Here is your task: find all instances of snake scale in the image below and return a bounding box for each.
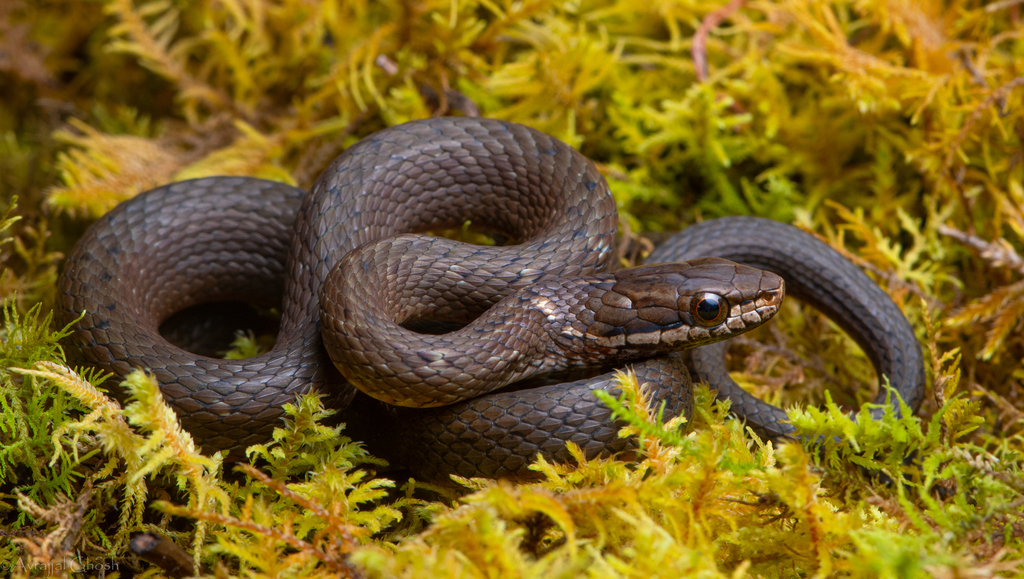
[58,117,924,480]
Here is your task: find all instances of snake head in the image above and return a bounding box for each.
[578,257,785,351]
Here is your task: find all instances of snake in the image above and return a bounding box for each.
[58,117,924,481]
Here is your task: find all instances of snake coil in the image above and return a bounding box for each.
[59,117,923,480]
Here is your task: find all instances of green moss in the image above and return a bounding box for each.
[3,0,1024,576]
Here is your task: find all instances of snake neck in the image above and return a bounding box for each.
[319,254,783,409]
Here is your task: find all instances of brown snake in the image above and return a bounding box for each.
[58,117,922,480]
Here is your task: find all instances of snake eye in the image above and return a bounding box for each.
[691,292,728,327]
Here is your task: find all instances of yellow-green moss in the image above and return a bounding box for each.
[2,0,1024,577]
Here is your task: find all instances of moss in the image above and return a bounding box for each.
[2,0,1024,576]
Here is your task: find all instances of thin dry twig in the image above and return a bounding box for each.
[692,0,744,82]
[939,224,1024,276]
[158,503,365,579]
[612,217,654,270]
[972,381,1024,429]
[728,334,847,391]
[957,49,1008,112]
[986,0,1024,12]
[375,53,481,117]
[153,465,366,578]
[236,464,360,546]
[12,482,93,574]
[944,75,1024,171]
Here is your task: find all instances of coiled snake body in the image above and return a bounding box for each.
[59,117,924,480]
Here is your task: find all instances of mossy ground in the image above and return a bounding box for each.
[2,0,1023,577]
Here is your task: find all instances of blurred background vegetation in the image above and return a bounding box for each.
[2,0,1024,577]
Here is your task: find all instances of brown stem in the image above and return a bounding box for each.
[692,0,744,82]
[130,532,197,578]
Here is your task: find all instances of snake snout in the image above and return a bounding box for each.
[748,267,785,325]
[700,258,785,336]
[580,257,784,352]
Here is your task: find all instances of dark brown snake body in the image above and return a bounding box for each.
[58,117,924,480]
